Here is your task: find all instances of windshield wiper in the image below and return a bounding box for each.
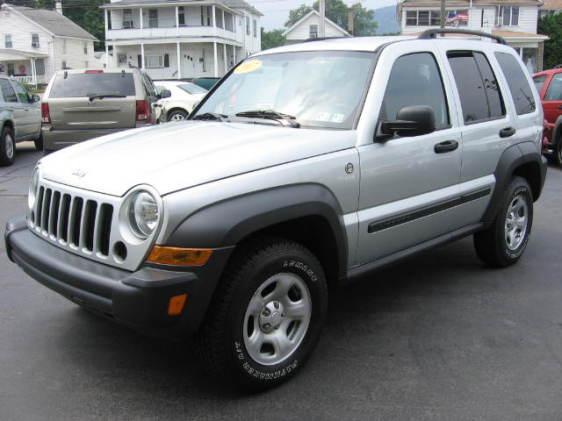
[192,112,228,122]
[235,110,300,128]
[88,93,126,102]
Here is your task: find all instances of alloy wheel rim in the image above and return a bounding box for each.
[5,133,14,160]
[505,193,529,251]
[171,113,186,121]
[243,273,312,366]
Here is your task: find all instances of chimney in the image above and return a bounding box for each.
[55,1,63,15]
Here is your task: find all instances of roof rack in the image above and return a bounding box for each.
[419,29,507,45]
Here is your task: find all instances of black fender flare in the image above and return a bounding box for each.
[166,183,349,280]
[482,142,547,227]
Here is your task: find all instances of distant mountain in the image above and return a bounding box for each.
[374,5,400,35]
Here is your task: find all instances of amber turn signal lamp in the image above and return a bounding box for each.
[147,246,213,267]
[168,294,188,316]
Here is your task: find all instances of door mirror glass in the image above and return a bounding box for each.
[30,94,41,103]
[380,105,436,138]
[159,88,171,99]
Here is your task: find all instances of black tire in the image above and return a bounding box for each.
[167,109,188,122]
[197,238,328,390]
[34,132,44,152]
[0,125,15,167]
[474,176,533,268]
[554,138,562,167]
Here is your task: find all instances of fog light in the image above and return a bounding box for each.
[168,294,188,316]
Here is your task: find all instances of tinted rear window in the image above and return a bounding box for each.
[494,52,536,115]
[49,73,136,98]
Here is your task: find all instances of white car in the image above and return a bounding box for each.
[154,81,207,122]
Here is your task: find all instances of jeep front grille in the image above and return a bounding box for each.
[31,185,114,257]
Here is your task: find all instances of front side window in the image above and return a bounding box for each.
[195,51,376,130]
[380,52,450,130]
[12,81,30,103]
[533,75,547,93]
[5,34,12,48]
[495,52,536,115]
[545,73,562,101]
[0,79,18,103]
[448,51,505,123]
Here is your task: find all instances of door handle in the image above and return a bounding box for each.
[434,140,459,154]
[499,127,516,138]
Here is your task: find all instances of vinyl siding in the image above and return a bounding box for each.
[286,13,347,41]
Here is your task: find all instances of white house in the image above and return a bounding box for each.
[398,0,548,72]
[101,0,263,80]
[283,9,351,44]
[0,2,98,85]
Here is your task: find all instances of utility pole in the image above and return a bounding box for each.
[440,0,446,28]
[319,0,326,38]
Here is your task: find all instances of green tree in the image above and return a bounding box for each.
[539,13,562,69]
[285,0,377,36]
[261,29,286,50]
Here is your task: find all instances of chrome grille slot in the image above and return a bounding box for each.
[70,197,83,248]
[97,204,113,257]
[41,188,51,233]
[83,200,97,252]
[59,194,71,243]
[35,186,44,227]
[49,191,61,237]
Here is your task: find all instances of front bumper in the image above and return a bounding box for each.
[5,218,233,338]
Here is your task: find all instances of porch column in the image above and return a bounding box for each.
[141,43,145,69]
[223,43,227,73]
[104,9,109,32]
[175,6,179,29]
[213,41,218,77]
[176,42,181,79]
[233,46,236,65]
[140,8,144,29]
[105,43,109,69]
[31,58,37,87]
[212,5,216,28]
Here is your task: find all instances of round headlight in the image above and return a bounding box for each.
[128,191,160,239]
[28,168,39,210]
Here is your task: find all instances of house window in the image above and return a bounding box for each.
[118,53,127,65]
[406,10,417,26]
[123,9,134,28]
[253,19,257,37]
[145,55,164,68]
[5,34,13,48]
[406,9,466,27]
[498,6,519,26]
[31,33,40,48]
[178,6,185,26]
[83,42,88,55]
[216,9,224,28]
[201,6,212,26]
[35,59,45,75]
[246,16,251,35]
[148,9,158,28]
[309,24,319,39]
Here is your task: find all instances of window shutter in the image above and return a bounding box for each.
[164,54,170,68]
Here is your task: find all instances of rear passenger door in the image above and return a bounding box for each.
[445,50,512,183]
[357,47,464,264]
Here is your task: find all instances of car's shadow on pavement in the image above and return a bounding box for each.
[49,237,492,399]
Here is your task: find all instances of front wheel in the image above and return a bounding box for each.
[474,176,533,267]
[167,109,188,122]
[34,132,43,152]
[197,239,328,390]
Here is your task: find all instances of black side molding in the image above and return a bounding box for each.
[368,188,491,234]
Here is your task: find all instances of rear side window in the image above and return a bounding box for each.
[533,75,547,93]
[545,73,562,101]
[0,79,17,103]
[494,52,536,115]
[447,51,505,124]
[380,52,450,130]
[49,73,136,98]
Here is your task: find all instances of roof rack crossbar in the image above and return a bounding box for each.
[419,29,507,45]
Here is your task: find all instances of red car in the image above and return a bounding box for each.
[534,67,562,166]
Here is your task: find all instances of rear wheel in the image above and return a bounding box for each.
[0,126,15,166]
[34,132,44,152]
[555,138,562,167]
[197,239,328,390]
[167,109,188,122]
[474,176,533,267]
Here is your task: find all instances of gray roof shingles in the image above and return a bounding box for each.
[11,5,97,41]
[101,0,263,16]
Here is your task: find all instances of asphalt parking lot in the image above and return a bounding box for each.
[1,143,562,420]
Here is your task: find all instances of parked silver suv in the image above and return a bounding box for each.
[5,31,547,390]
[41,68,170,153]
[0,76,42,166]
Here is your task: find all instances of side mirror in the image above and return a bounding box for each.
[379,105,436,138]
[30,94,41,103]
[159,89,171,99]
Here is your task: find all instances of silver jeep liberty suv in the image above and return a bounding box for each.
[5,30,547,390]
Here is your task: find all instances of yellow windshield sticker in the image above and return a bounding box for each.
[235,59,263,74]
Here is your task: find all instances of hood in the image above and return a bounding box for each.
[40,121,356,197]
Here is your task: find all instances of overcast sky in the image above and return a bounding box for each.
[249,0,398,31]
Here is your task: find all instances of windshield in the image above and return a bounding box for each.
[194,51,376,129]
[179,83,207,95]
